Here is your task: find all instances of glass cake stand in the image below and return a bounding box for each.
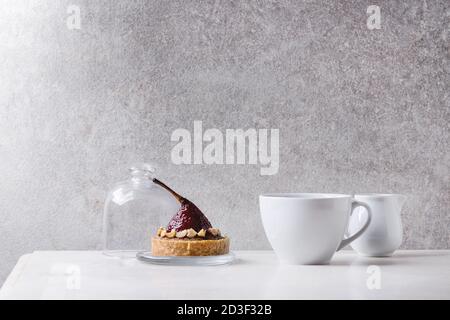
[136,251,235,266]
[102,163,179,258]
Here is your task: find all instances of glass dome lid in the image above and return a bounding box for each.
[102,163,179,258]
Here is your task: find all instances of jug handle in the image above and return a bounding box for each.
[337,200,372,251]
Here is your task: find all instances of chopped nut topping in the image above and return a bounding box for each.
[197,229,206,237]
[186,228,197,238]
[208,228,220,236]
[157,227,223,239]
[176,230,188,238]
[166,230,176,238]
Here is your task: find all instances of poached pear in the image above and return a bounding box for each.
[152,178,212,232]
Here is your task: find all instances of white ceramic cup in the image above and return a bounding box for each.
[259,193,372,265]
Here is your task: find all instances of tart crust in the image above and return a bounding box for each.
[151,236,230,256]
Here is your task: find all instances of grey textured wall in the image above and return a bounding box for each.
[0,0,449,284]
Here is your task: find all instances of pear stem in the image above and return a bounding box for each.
[152,178,184,203]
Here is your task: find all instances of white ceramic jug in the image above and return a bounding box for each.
[349,194,406,257]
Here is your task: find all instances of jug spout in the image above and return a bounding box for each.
[394,194,407,209]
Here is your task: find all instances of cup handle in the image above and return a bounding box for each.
[336,200,372,251]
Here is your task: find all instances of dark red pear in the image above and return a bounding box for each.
[152,179,212,232]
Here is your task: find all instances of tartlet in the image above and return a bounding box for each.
[152,228,230,256]
[150,178,230,257]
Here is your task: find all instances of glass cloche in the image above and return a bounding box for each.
[102,163,179,258]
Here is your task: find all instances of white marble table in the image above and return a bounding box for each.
[1,250,449,300]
